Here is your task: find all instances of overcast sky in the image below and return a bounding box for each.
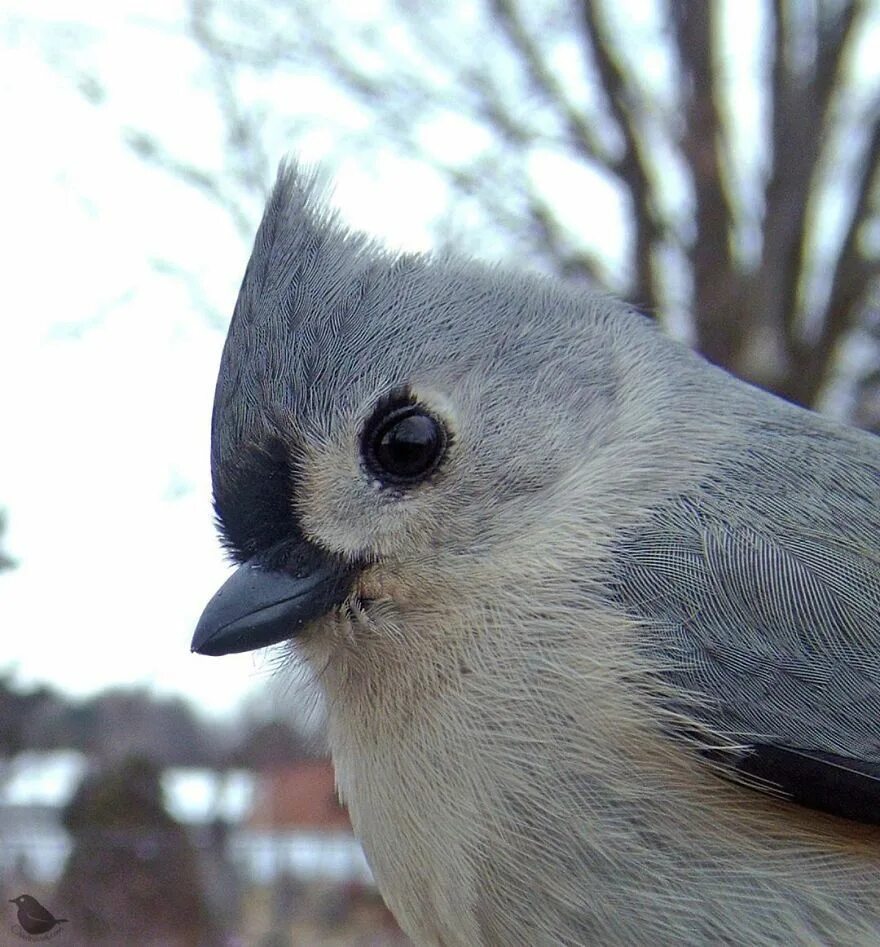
[0,0,451,717]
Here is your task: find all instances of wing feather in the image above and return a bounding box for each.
[610,421,880,821]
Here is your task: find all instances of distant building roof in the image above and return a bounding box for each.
[249,758,351,831]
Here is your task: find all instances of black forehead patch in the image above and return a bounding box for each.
[213,434,296,563]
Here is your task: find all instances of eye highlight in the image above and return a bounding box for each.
[363,400,448,486]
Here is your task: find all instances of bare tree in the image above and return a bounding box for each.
[109,1,880,427]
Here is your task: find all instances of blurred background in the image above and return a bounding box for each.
[1,0,878,943]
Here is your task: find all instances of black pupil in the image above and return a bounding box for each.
[374,410,441,480]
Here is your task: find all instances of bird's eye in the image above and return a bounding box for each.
[364,402,447,486]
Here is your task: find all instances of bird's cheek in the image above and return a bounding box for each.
[355,569,402,605]
[358,565,445,610]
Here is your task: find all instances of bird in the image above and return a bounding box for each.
[193,162,880,946]
[9,895,68,936]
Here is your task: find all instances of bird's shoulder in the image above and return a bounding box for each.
[609,408,880,821]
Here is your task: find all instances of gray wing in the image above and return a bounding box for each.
[610,418,880,822]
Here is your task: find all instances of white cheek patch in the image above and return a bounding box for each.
[299,382,458,559]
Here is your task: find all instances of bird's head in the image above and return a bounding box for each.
[193,163,659,696]
[9,896,36,908]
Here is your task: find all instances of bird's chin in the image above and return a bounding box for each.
[293,594,402,669]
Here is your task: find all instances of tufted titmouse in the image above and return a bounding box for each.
[194,163,880,945]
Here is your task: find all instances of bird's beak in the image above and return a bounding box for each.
[191,541,357,656]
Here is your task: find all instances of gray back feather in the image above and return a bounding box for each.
[612,409,880,810]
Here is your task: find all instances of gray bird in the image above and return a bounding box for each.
[193,163,880,946]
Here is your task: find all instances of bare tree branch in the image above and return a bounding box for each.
[798,108,880,405]
[744,1,860,396]
[190,0,274,201]
[47,0,879,426]
[579,1,663,309]
[124,130,255,237]
[670,0,741,368]
[489,0,614,167]
[780,2,859,349]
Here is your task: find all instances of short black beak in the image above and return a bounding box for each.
[192,542,357,656]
